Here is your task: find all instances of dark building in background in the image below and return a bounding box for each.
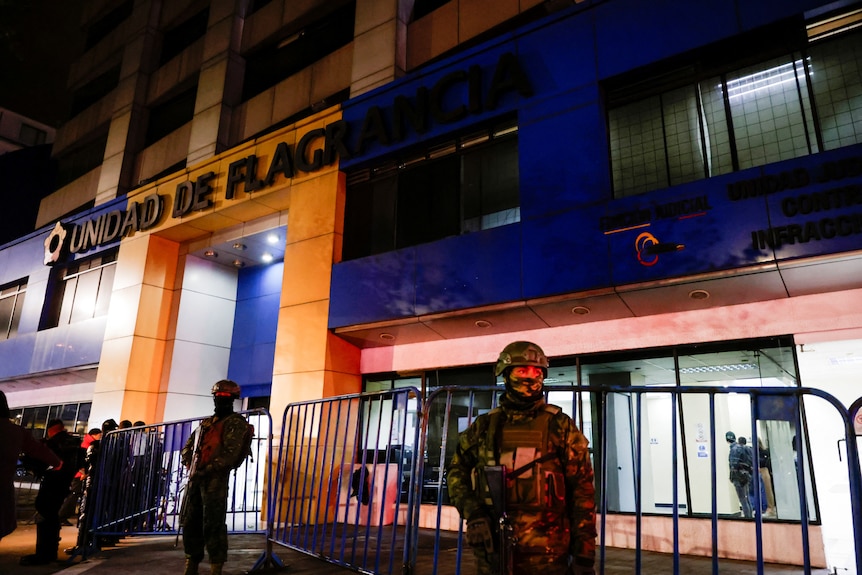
[0,144,55,246]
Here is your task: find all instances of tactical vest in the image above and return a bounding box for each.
[476,404,567,513]
[197,417,226,468]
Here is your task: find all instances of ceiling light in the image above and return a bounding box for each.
[689,289,710,300]
[232,259,245,268]
[232,243,247,251]
[379,333,395,341]
[267,234,279,244]
[679,364,758,374]
[725,59,808,100]
[204,250,218,258]
[571,306,591,315]
[475,320,492,328]
[261,253,274,263]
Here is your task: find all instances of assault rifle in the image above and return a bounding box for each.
[483,453,560,574]
[175,425,202,546]
[483,465,514,575]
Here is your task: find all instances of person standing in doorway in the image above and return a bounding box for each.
[447,341,597,575]
[726,431,753,518]
[180,380,252,575]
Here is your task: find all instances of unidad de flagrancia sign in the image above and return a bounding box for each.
[42,123,348,266]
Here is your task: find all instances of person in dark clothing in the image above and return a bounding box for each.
[58,428,101,526]
[1,391,61,541]
[447,342,597,575]
[20,419,82,566]
[180,380,252,575]
[67,418,119,556]
[726,431,753,518]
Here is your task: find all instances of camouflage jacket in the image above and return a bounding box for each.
[181,412,249,478]
[446,398,597,563]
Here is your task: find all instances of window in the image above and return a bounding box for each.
[55,131,109,188]
[566,336,812,521]
[145,85,197,146]
[11,402,92,437]
[159,9,209,66]
[70,65,121,117]
[0,279,27,340]
[42,250,117,329]
[242,1,356,102]
[608,20,862,197]
[412,0,452,21]
[18,124,46,146]
[343,121,520,260]
[248,0,275,14]
[85,0,133,50]
[409,336,820,519]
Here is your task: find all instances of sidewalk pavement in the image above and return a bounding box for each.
[4,480,343,575]
[0,521,341,575]
[3,483,834,575]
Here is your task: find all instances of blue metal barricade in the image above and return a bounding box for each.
[265,388,423,575]
[80,409,271,558]
[73,386,862,575]
[417,385,862,575]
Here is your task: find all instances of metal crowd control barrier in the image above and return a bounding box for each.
[265,388,423,575]
[78,409,271,559]
[418,386,862,575]
[72,386,862,575]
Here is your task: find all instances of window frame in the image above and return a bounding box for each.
[0,278,28,341]
[342,119,520,260]
[42,250,118,329]
[606,18,862,198]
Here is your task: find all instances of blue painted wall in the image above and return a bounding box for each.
[330,0,862,329]
[227,263,282,397]
[0,197,125,378]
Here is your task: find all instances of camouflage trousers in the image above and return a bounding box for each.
[182,475,229,564]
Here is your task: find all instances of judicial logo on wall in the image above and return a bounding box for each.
[43,193,164,266]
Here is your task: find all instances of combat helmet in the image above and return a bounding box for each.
[211,379,241,399]
[495,341,549,377]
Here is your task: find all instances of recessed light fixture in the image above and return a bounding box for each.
[679,364,758,373]
[267,234,279,245]
[571,306,591,315]
[204,249,218,258]
[261,253,274,263]
[379,333,395,341]
[232,259,245,268]
[475,320,492,328]
[689,289,710,300]
[232,243,247,251]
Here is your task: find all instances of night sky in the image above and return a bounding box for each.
[0,0,85,127]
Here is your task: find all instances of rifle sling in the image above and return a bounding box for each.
[508,451,558,480]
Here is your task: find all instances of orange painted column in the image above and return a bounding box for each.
[269,115,362,428]
[91,233,180,426]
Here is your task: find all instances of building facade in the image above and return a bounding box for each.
[1,0,861,570]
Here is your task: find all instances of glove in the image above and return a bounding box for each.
[570,557,596,575]
[465,515,495,553]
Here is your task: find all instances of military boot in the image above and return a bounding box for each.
[210,564,223,575]
[183,558,200,575]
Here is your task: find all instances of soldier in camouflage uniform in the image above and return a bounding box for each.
[447,341,597,575]
[181,380,251,575]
